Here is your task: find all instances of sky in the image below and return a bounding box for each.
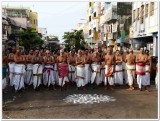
[2,2,87,42]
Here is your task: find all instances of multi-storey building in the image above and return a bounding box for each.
[38,28,47,42]
[130,2,158,56]
[2,6,38,32]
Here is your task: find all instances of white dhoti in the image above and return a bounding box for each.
[68,65,76,82]
[13,64,26,91]
[104,65,114,86]
[8,62,15,86]
[155,72,158,89]
[76,65,85,87]
[114,65,123,85]
[123,62,128,84]
[3,78,7,90]
[91,64,102,85]
[126,64,136,86]
[54,63,59,85]
[84,64,91,85]
[24,64,33,85]
[143,65,150,86]
[136,63,146,89]
[43,65,55,87]
[33,64,43,89]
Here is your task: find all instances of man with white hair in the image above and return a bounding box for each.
[57,49,69,90]
[136,48,147,91]
[43,50,56,90]
[125,48,136,90]
[75,50,86,90]
[32,49,43,90]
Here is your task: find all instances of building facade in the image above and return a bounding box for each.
[130,2,158,56]
[38,28,47,41]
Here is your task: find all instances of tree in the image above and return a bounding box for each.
[63,30,85,51]
[19,27,44,50]
[48,36,60,51]
[48,36,59,42]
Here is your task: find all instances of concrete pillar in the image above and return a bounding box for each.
[152,33,158,56]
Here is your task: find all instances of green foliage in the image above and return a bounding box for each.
[19,27,44,49]
[62,30,86,51]
[48,36,59,42]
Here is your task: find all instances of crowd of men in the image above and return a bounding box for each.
[2,47,158,92]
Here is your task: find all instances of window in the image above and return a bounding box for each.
[94,12,96,17]
[145,4,148,17]
[89,2,91,7]
[137,8,139,20]
[89,16,91,22]
[111,24,112,33]
[94,27,96,32]
[150,2,154,16]
[34,19,35,24]
[140,5,144,24]
[89,29,91,35]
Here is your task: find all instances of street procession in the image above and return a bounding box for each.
[2,47,158,92]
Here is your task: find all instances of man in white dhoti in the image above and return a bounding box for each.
[24,49,34,85]
[136,48,147,91]
[43,50,56,90]
[68,50,76,84]
[125,49,136,90]
[144,50,152,91]
[32,50,43,90]
[91,51,102,86]
[104,47,115,90]
[75,50,86,90]
[123,49,129,85]
[13,49,26,91]
[114,50,123,85]
[8,49,15,86]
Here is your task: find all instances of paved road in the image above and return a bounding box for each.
[3,84,158,119]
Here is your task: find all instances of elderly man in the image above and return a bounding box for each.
[13,49,26,91]
[136,48,147,91]
[57,49,69,90]
[104,47,115,90]
[125,49,136,90]
[43,50,56,89]
[32,49,43,90]
[75,50,86,90]
[24,49,34,86]
[144,50,152,91]
[114,50,123,85]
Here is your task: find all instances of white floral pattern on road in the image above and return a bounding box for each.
[63,94,116,104]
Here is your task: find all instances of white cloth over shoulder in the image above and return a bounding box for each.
[76,65,85,87]
[32,64,43,89]
[13,64,26,91]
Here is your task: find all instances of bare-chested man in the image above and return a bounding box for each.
[57,49,69,90]
[68,50,76,84]
[32,50,43,90]
[114,50,123,85]
[8,48,15,86]
[91,50,102,87]
[43,50,56,90]
[123,48,129,85]
[13,49,26,91]
[136,48,147,91]
[125,49,136,90]
[144,50,152,91]
[75,50,86,90]
[104,47,115,90]
[24,49,34,86]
